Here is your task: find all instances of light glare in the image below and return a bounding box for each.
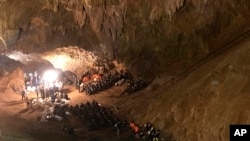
[43,70,58,82]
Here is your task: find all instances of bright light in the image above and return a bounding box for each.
[43,69,58,83]
[42,54,70,71]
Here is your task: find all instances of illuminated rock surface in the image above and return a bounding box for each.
[0,0,250,141]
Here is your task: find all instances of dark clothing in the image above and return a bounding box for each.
[40,87,45,99]
[113,122,122,136]
[21,90,26,100]
[26,100,30,109]
[35,88,39,98]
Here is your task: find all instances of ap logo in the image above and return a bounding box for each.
[234,129,247,136]
[230,125,250,141]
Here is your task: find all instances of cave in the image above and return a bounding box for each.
[0,0,250,141]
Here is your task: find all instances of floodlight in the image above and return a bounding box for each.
[43,69,58,83]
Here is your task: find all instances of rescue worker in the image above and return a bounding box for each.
[25,96,30,109]
[82,76,89,83]
[35,86,39,98]
[21,89,26,101]
[76,79,81,90]
[39,85,45,99]
[24,73,28,89]
[91,73,101,81]
[113,122,121,137]
[129,121,140,139]
[124,68,133,80]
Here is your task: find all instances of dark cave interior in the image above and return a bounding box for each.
[0,0,250,141]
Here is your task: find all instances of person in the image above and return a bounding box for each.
[151,130,160,141]
[79,81,83,93]
[62,124,75,135]
[76,79,80,90]
[21,89,26,101]
[129,121,140,139]
[113,122,122,137]
[25,96,30,109]
[124,68,133,80]
[39,85,45,99]
[144,122,153,131]
[35,86,39,98]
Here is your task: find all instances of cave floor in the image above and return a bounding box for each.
[0,84,132,141]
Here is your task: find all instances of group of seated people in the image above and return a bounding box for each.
[78,69,133,95]
[121,79,147,95]
[77,68,147,96]
[113,121,165,141]
[69,100,119,131]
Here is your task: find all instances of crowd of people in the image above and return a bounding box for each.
[24,71,65,100]
[112,121,165,141]
[21,67,167,140]
[49,99,166,141]
[69,100,119,131]
[77,69,127,94]
[121,79,147,95]
[39,100,120,135]
[78,69,147,96]
[23,68,147,98]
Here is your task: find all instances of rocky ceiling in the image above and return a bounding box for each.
[0,0,249,81]
[0,1,250,141]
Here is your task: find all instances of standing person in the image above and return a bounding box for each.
[24,73,28,89]
[45,88,49,100]
[113,122,122,138]
[21,89,26,101]
[25,96,30,109]
[39,85,45,99]
[76,79,81,90]
[35,86,39,98]
[79,81,83,93]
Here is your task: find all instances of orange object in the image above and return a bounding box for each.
[129,122,139,133]
[133,126,139,133]
[91,74,101,81]
[82,76,89,82]
[129,122,135,128]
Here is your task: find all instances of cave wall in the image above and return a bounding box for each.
[126,39,250,141]
[0,1,250,141]
[0,0,250,81]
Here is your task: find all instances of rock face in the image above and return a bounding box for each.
[125,39,250,141]
[1,0,249,81]
[41,46,99,77]
[0,1,250,140]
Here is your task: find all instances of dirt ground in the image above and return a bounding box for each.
[0,83,131,141]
